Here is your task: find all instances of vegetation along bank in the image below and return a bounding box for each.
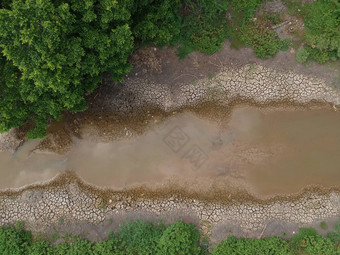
[0,0,339,138]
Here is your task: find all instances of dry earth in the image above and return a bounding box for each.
[0,173,339,241]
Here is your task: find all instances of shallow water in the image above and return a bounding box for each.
[0,139,65,189]
[1,107,340,197]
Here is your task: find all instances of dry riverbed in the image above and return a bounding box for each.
[0,45,340,239]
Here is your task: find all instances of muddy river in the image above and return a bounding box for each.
[1,107,340,197]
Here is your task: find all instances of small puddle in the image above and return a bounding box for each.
[0,107,340,197]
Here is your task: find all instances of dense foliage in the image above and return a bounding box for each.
[212,236,293,255]
[239,20,284,58]
[176,0,231,58]
[1,220,340,255]
[0,0,338,137]
[131,0,181,46]
[0,220,203,255]
[0,0,134,138]
[157,221,201,255]
[297,0,340,63]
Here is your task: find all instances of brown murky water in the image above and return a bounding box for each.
[1,107,340,197]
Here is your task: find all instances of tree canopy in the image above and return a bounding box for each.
[0,0,134,138]
[298,0,340,63]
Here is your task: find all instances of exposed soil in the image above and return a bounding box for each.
[0,172,339,241]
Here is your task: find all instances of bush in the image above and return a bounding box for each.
[292,228,338,255]
[296,48,310,63]
[300,0,340,63]
[228,0,286,58]
[176,0,231,57]
[229,0,262,26]
[280,39,291,52]
[157,221,201,255]
[117,220,166,255]
[327,221,340,247]
[28,241,52,255]
[92,239,128,255]
[240,21,284,58]
[0,223,32,255]
[212,236,292,255]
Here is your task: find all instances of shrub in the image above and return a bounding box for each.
[177,0,231,57]
[1,221,340,255]
[28,241,52,255]
[0,223,32,255]
[157,221,201,255]
[117,220,166,255]
[300,0,340,63]
[292,228,338,255]
[92,239,128,255]
[296,48,310,63]
[229,0,262,26]
[280,39,291,52]
[321,221,328,230]
[327,221,340,247]
[240,21,283,58]
[212,236,292,255]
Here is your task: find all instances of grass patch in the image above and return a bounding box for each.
[283,0,303,16]
[321,221,328,230]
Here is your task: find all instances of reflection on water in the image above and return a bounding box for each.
[245,109,340,195]
[0,139,65,188]
[0,107,340,196]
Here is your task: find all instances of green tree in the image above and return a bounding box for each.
[131,0,182,46]
[0,0,11,9]
[0,0,134,138]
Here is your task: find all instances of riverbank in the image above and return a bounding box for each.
[0,172,339,242]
